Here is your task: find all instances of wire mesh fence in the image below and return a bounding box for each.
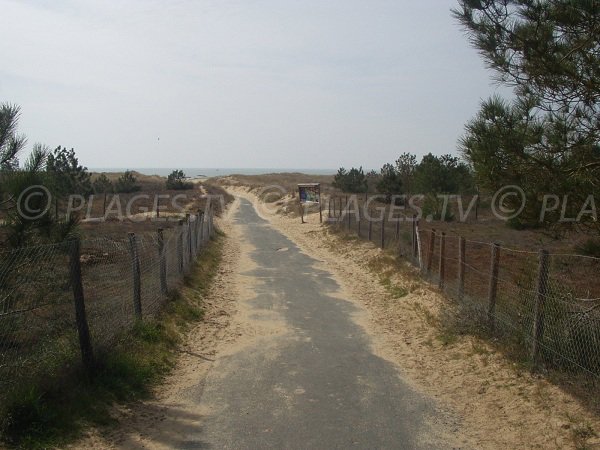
[0,210,215,409]
[325,195,600,382]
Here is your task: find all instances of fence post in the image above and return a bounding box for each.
[128,232,142,320]
[339,197,343,217]
[158,228,167,295]
[68,238,95,372]
[328,198,332,219]
[356,208,361,236]
[380,218,385,249]
[199,212,205,243]
[186,214,193,264]
[426,229,436,274]
[177,219,184,274]
[531,249,550,369]
[458,236,465,300]
[319,199,323,223]
[438,232,446,289]
[368,216,373,241]
[412,214,418,259]
[487,243,501,331]
[395,219,400,240]
[347,202,351,230]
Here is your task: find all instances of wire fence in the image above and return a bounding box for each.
[325,196,600,381]
[0,209,215,407]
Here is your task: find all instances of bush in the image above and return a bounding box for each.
[114,170,140,193]
[166,170,193,190]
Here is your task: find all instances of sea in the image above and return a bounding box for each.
[90,168,336,177]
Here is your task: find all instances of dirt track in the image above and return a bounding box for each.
[73,191,600,449]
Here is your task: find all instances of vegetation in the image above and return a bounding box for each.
[114,170,140,193]
[46,146,92,197]
[92,174,113,194]
[0,103,78,248]
[333,153,474,204]
[332,167,367,193]
[454,0,600,231]
[0,233,225,449]
[166,169,194,190]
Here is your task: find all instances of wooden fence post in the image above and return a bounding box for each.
[186,214,193,264]
[531,249,550,368]
[328,198,332,219]
[158,228,167,295]
[458,236,466,300]
[395,219,400,240]
[487,243,501,331]
[411,214,418,259]
[177,219,184,274]
[319,199,323,223]
[69,238,94,372]
[380,218,385,249]
[357,208,361,236]
[128,232,142,320]
[347,202,351,230]
[199,212,205,243]
[426,229,436,274]
[339,197,343,217]
[368,216,373,241]
[438,232,446,289]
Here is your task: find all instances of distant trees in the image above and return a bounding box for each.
[454,0,600,230]
[332,167,368,193]
[166,169,193,190]
[413,153,473,195]
[376,163,403,203]
[333,154,474,207]
[114,170,140,193]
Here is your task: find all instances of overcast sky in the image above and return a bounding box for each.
[0,0,504,170]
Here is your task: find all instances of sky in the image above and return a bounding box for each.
[0,0,506,170]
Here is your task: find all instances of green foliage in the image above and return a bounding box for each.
[454,0,600,230]
[46,146,92,197]
[414,153,473,194]
[0,104,79,248]
[395,152,417,194]
[166,169,193,190]
[332,167,367,193]
[376,163,403,203]
[92,174,113,194]
[422,193,454,222]
[0,103,26,171]
[114,170,140,193]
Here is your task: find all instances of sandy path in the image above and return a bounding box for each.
[225,187,600,450]
[72,189,600,449]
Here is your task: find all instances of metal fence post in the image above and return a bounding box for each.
[458,236,465,300]
[128,232,142,320]
[438,232,446,289]
[158,228,167,295]
[531,249,550,368]
[487,243,501,331]
[69,238,94,372]
[177,219,184,274]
